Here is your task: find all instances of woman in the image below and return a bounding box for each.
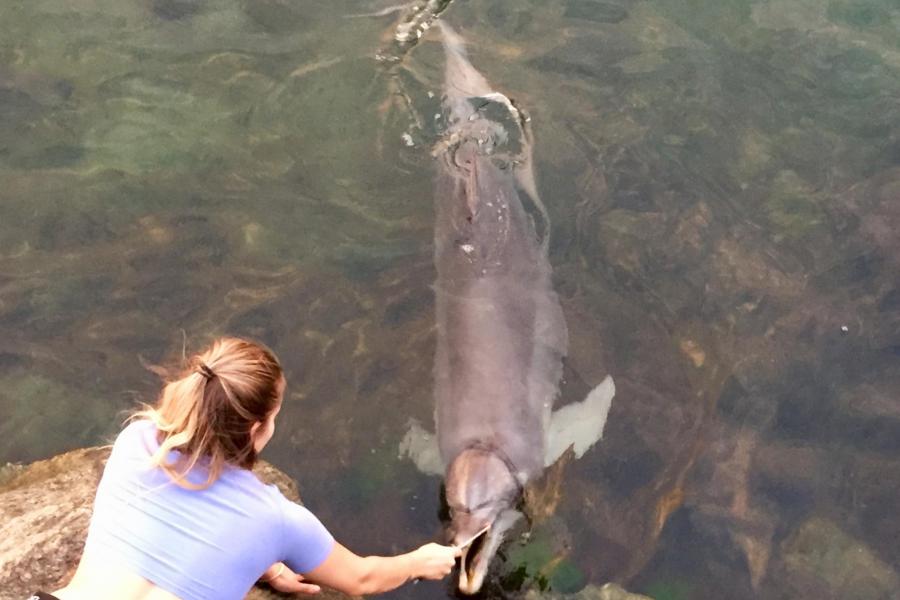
[42,337,459,600]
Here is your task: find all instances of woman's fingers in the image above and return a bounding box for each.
[273,578,320,594]
[290,577,322,595]
[269,565,321,594]
[414,542,461,579]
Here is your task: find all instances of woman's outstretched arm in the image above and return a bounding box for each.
[302,541,461,596]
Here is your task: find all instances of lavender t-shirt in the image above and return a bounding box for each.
[83,420,334,600]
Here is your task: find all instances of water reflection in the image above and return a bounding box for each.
[1,1,899,599]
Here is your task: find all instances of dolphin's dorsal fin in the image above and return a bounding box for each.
[399,418,443,476]
[545,375,615,467]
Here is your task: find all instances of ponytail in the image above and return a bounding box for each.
[133,337,283,489]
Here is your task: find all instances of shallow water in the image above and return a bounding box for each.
[2,1,900,599]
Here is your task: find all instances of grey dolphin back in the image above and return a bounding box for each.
[432,22,567,482]
[433,152,567,480]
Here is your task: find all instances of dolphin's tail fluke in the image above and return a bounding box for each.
[436,20,551,252]
[435,19,466,56]
[436,20,494,101]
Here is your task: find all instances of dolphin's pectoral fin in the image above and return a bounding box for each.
[523,444,576,526]
[545,374,615,467]
[398,418,443,476]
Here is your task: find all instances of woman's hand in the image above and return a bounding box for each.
[303,541,462,595]
[408,542,461,580]
[262,562,321,595]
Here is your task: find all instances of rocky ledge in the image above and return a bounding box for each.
[0,447,352,600]
[0,448,657,600]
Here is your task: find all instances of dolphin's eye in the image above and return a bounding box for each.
[448,503,471,515]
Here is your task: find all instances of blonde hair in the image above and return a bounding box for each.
[134,337,283,489]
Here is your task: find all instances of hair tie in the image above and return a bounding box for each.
[197,363,216,380]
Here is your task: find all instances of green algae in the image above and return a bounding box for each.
[340,442,413,509]
[827,0,895,28]
[782,518,900,600]
[764,170,827,239]
[500,520,585,594]
[642,581,692,600]
[0,373,117,463]
[733,128,774,182]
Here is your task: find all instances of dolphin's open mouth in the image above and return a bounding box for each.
[459,527,492,594]
[464,527,488,576]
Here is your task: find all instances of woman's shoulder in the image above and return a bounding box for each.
[108,418,158,458]
[201,469,288,527]
[227,468,285,502]
[117,418,156,442]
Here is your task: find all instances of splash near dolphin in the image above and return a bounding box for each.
[401,21,615,595]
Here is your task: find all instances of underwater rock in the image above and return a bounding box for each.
[564,0,631,24]
[594,584,654,600]
[0,88,42,126]
[0,374,117,465]
[541,282,715,583]
[0,80,77,169]
[687,426,776,590]
[775,517,900,600]
[840,168,900,268]
[241,0,312,33]
[527,33,639,81]
[501,516,581,594]
[764,170,827,240]
[150,0,203,21]
[523,582,654,599]
[0,446,350,600]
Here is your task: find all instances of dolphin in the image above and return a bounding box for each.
[400,21,615,595]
